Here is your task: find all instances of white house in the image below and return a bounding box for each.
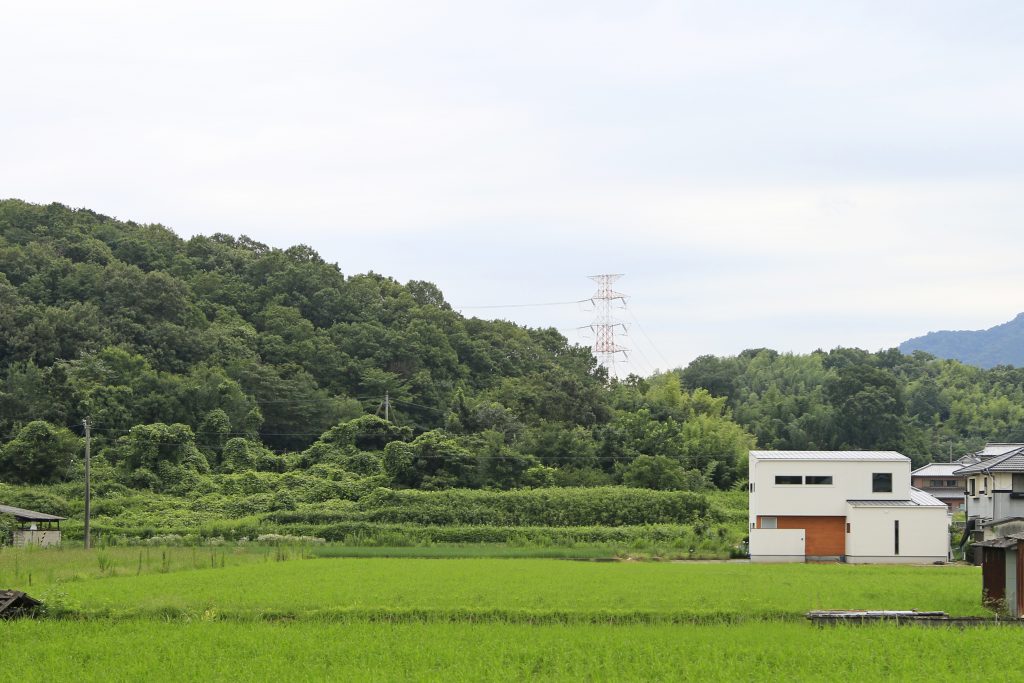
[748,451,949,563]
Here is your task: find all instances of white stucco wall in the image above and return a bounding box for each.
[749,456,912,526]
[749,528,805,562]
[844,504,948,563]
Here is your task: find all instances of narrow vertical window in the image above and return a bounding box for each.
[894,520,900,555]
[846,522,851,533]
[969,478,976,496]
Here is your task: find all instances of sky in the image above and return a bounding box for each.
[3,1,1023,375]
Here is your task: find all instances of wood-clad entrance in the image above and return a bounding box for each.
[758,516,846,557]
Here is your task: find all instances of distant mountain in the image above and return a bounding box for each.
[900,314,1024,369]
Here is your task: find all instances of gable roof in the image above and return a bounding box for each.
[750,450,908,462]
[955,446,1024,475]
[0,504,66,522]
[911,463,965,477]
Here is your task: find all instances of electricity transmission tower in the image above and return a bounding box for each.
[588,274,628,376]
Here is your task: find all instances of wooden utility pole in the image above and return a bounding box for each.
[83,417,91,550]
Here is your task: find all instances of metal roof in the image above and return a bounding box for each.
[750,450,909,462]
[978,443,1024,457]
[911,463,964,477]
[956,446,1024,474]
[847,488,946,508]
[0,504,66,521]
[847,499,918,507]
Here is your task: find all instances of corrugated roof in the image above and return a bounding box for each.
[956,446,1024,474]
[0,504,66,521]
[750,450,909,462]
[847,488,946,508]
[911,463,964,477]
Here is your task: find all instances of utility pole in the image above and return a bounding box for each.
[83,417,91,550]
[377,391,391,422]
[588,274,629,378]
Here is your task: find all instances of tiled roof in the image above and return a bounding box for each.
[750,451,908,462]
[955,446,1024,474]
[911,463,964,477]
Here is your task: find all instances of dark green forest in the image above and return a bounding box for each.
[2,199,1023,508]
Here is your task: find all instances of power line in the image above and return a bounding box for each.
[625,307,674,371]
[456,299,588,311]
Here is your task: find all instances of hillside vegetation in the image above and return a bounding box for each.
[900,313,1024,369]
[2,200,1024,535]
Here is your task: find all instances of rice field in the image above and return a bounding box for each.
[45,557,988,620]
[0,550,1003,681]
[3,620,1022,682]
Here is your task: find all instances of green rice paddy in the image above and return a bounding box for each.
[0,548,1005,681]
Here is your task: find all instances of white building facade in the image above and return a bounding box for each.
[748,451,949,563]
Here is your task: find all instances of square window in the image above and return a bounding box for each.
[760,517,778,529]
[775,475,802,485]
[805,476,833,485]
[872,472,893,493]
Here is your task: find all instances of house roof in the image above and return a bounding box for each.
[977,443,1024,458]
[911,463,964,477]
[955,446,1024,475]
[750,450,909,462]
[847,487,947,508]
[0,504,66,522]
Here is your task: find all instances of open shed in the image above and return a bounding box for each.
[0,504,66,547]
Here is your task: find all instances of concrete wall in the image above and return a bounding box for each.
[749,528,804,563]
[844,505,948,563]
[13,530,61,547]
[749,456,911,527]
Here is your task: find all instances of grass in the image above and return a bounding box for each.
[38,557,989,621]
[1,620,1018,682]
[0,544,304,589]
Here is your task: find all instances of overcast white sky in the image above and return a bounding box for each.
[3,1,1023,374]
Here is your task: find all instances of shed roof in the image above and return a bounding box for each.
[750,450,909,462]
[955,446,1024,475]
[0,504,66,522]
[847,488,946,508]
[911,463,964,477]
[977,443,1024,458]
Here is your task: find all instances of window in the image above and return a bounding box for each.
[805,476,833,485]
[894,520,900,555]
[775,475,802,485]
[846,522,851,533]
[946,480,959,487]
[749,482,755,493]
[983,477,988,494]
[760,517,778,529]
[969,478,976,496]
[872,472,893,493]
[1014,474,1024,493]
[929,479,944,487]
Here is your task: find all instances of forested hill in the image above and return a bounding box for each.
[0,199,754,494]
[899,314,1024,369]
[3,199,1023,502]
[0,199,611,451]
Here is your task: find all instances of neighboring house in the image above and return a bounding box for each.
[748,451,950,564]
[955,443,1024,532]
[0,504,66,547]
[911,463,966,511]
